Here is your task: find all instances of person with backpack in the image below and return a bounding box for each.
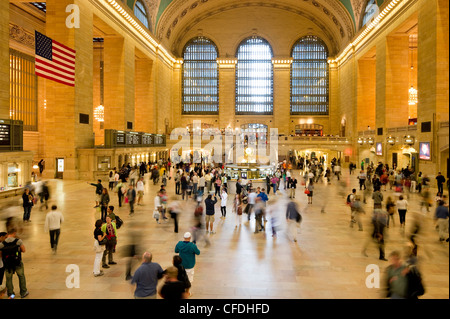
[0,227,29,298]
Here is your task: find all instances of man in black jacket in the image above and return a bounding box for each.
[235,179,242,196]
[204,195,217,234]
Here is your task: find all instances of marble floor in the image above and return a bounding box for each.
[0,170,448,299]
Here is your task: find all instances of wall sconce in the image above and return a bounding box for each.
[387,136,395,145]
[403,135,415,145]
[367,137,374,145]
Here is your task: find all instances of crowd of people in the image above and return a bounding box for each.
[0,156,448,299]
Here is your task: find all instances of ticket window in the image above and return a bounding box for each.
[56,158,64,179]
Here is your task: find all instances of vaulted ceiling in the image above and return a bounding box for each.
[125,0,387,56]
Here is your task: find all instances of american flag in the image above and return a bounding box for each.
[35,31,76,87]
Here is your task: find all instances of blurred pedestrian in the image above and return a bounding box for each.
[172,255,191,295]
[159,266,188,299]
[130,252,164,299]
[22,188,34,223]
[233,194,243,228]
[362,208,388,261]
[286,199,301,242]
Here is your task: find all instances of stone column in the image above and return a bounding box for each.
[375,39,386,135]
[328,61,340,135]
[103,37,135,131]
[135,57,155,133]
[417,0,449,174]
[0,0,9,119]
[385,35,410,128]
[217,59,237,130]
[272,59,292,136]
[43,0,93,179]
[357,58,376,132]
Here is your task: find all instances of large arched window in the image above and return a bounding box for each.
[134,0,150,30]
[361,0,379,27]
[235,37,273,115]
[290,36,329,115]
[182,37,219,114]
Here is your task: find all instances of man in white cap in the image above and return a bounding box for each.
[174,232,200,295]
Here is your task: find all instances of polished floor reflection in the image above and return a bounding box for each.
[0,171,448,299]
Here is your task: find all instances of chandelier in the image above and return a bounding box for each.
[94,104,104,122]
[408,86,417,106]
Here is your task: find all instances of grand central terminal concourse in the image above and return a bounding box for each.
[0,0,448,303]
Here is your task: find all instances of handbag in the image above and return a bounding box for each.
[124,196,129,204]
[153,209,160,219]
[304,189,310,195]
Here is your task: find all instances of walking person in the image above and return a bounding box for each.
[136,177,145,205]
[130,252,164,299]
[434,200,449,242]
[167,196,180,233]
[172,255,191,296]
[204,194,218,234]
[220,188,228,219]
[126,184,136,216]
[362,208,388,261]
[22,188,34,223]
[44,205,64,254]
[159,266,189,299]
[396,195,408,229]
[372,186,384,209]
[351,196,365,231]
[100,188,110,222]
[233,194,243,228]
[175,232,200,296]
[286,199,302,242]
[0,232,6,286]
[358,170,367,190]
[386,196,396,228]
[347,189,357,227]
[306,181,314,204]
[0,227,29,298]
[289,177,297,198]
[93,219,106,277]
[116,179,124,208]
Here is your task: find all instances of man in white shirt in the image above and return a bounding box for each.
[220,188,228,219]
[44,205,64,254]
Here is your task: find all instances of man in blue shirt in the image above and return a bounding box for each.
[130,252,164,299]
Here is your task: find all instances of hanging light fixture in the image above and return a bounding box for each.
[94,104,104,122]
[408,34,418,106]
[95,38,105,123]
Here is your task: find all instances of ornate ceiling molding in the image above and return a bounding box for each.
[156,0,356,55]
